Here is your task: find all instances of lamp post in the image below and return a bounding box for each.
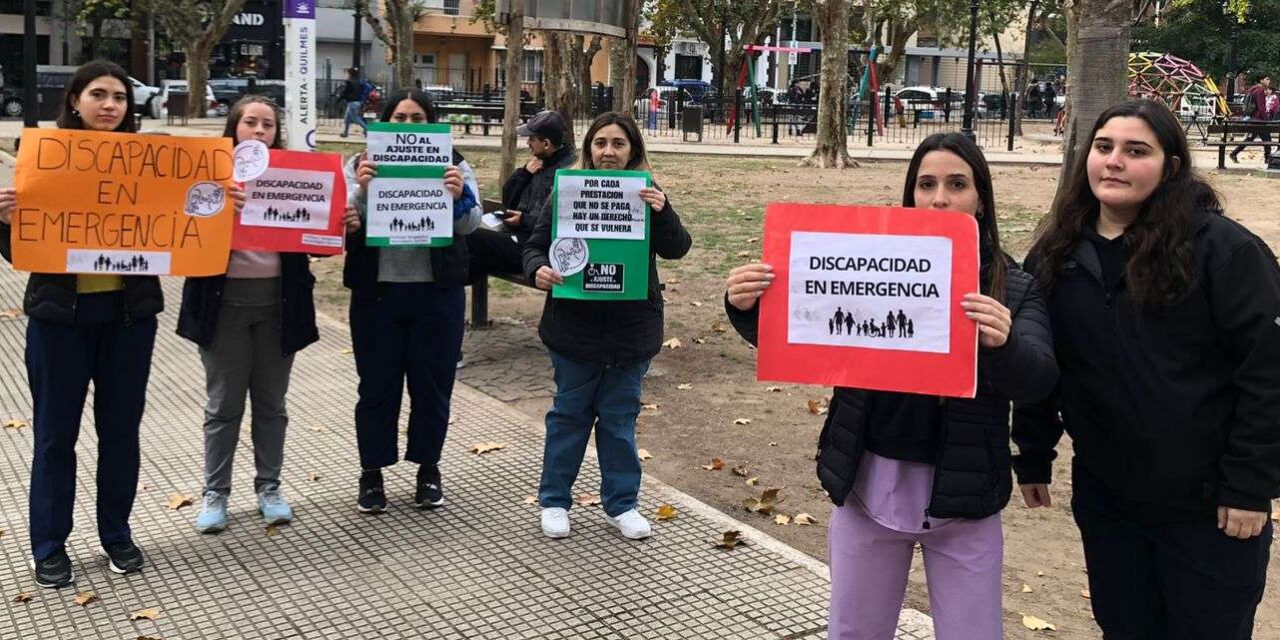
[1222,0,1239,102]
[22,0,37,127]
[353,3,363,72]
[960,0,979,142]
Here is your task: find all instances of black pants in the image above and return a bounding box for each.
[27,292,156,561]
[1231,130,1273,160]
[1072,465,1271,639]
[466,228,525,277]
[349,283,464,470]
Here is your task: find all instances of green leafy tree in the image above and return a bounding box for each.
[141,0,247,117]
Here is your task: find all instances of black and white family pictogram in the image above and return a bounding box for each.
[828,307,915,339]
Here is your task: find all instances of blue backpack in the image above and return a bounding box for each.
[359,79,374,103]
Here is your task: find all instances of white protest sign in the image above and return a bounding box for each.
[787,231,953,354]
[366,123,453,166]
[366,176,452,245]
[555,173,647,241]
[241,168,334,230]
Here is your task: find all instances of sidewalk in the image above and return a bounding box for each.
[0,171,935,637]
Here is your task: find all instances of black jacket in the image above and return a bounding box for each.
[522,188,692,366]
[727,266,1058,520]
[175,253,320,356]
[0,223,163,324]
[342,151,478,291]
[341,78,361,103]
[1013,210,1280,519]
[500,144,577,240]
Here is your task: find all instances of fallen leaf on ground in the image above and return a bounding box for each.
[136,482,148,493]
[575,494,601,507]
[308,472,320,482]
[735,250,751,257]
[655,504,678,521]
[769,441,778,447]
[470,442,507,454]
[733,418,752,425]
[743,488,783,515]
[266,524,280,537]
[1021,614,1056,631]
[711,322,727,333]
[641,403,660,411]
[129,608,159,621]
[775,514,791,525]
[0,528,4,539]
[138,636,163,640]
[341,348,353,355]
[662,338,682,349]
[693,337,706,344]
[11,592,33,603]
[1036,570,1045,577]
[522,496,537,505]
[793,513,818,526]
[764,386,783,392]
[690,301,703,307]
[1081,589,1091,599]
[747,237,759,243]
[4,419,28,430]
[166,494,195,511]
[806,399,828,415]
[1021,584,1034,593]
[746,476,759,486]
[701,458,725,471]
[638,449,653,461]
[74,592,98,607]
[0,308,22,319]
[732,465,748,477]
[676,383,693,390]
[712,530,749,550]
[307,425,325,432]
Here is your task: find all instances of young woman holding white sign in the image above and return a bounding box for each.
[344,90,482,513]
[177,96,359,534]
[1015,100,1280,638]
[522,112,692,540]
[0,61,242,588]
[724,133,1058,639]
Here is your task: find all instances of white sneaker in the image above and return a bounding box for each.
[541,507,570,539]
[604,509,652,540]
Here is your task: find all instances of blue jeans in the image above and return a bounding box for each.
[539,351,649,517]
[343,100,367,136]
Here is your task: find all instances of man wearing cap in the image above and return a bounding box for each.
[468,110,577,277]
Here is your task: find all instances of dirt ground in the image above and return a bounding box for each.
[311,143,1280,639]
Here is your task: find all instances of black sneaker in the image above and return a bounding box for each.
[414,465,444,509]
[102,541,144,575]
[357,470,387,514]
[29,549,74,589]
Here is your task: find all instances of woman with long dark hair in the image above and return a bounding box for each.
[344,89,481,513]
[725,133,1058,639]
[0,61,244,587]
[1014,99,1280,638]
[179,96,358,533]
[523,112,691,540]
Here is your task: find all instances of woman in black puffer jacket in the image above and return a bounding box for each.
[724,133,1057,640]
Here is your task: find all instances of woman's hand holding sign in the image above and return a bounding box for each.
[726,263,775,311]
[355,152,377,195]
[229,185,246,215]
[962,293,1012,349]
[639,187,666,213]
[535,266,564,291]
[343,206,362,234]
[444,166,464,200]
[0,187,16,225]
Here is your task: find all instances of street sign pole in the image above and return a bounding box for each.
[284,0,317,150]
[22,0,37,127]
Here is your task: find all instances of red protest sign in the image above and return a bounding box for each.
[233,149,347,255]
[757,204,980,398]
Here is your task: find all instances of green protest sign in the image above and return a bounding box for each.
[550,169,651,301]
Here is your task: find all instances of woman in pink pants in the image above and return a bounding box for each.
[724,133,1059,639]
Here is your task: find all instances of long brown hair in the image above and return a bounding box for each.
[222,95,284,148]
[903,133,1008,303]
[580,112,649,170]
[1031,99,1220,307]
[57,60,136,133]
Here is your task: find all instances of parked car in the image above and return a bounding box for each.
[128,76,161,118]
[157,79,225,118]
[208,78,287,111]
[658,79,714,103]
[894,86,965,119]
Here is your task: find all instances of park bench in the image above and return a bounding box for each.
[468,198,535,327]
[1206,120,1280,169]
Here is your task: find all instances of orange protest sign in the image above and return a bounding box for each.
[11,129,234,276]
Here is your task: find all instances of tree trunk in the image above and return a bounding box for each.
[543,31,574,119]
[609,0,639,116]
[577,35,602,117]
[186,41,212,118]
[877,18,915,83]
[993,29,1009,97]
[801,0,857,169]
[1055,0,1131,204]
[1015,0,1040,136]
[501,3,524,185]
[394,2,415,90]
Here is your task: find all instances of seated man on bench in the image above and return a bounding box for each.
[468,110,577,277]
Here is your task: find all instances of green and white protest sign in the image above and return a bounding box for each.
[550,169,651,301]
[365,123,454,247]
